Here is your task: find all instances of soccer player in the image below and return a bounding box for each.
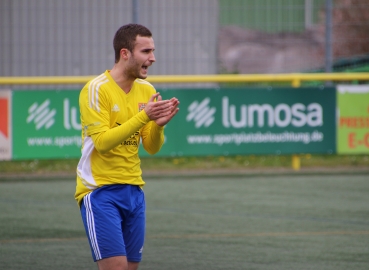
[75,24,179,270]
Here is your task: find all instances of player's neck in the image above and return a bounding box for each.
[110,65,134,94]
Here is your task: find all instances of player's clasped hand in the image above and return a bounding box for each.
[145,92,179,126]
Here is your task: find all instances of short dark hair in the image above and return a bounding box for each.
[113,24,152,63]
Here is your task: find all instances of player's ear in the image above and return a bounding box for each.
[120,48,129,60]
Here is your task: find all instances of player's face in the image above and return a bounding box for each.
[127,36,156,79]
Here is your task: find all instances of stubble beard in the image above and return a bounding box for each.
[127,51,149,80]
[127,60,146,80]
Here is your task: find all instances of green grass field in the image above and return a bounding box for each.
[0,174,368,269]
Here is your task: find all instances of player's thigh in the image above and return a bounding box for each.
[81,192,127,261]
[122,186,146,262]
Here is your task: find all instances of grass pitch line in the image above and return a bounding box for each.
[148,230,369,239]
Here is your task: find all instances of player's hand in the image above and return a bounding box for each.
[154,95,179,126]
[144,93,178,122]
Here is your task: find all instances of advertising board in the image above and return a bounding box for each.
[153,87,336,157]
[11,87,336,159]
[12,90,81,159]
[0,90,12,160]
[337,85,369,154]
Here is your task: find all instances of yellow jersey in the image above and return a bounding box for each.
[75,70,164,205]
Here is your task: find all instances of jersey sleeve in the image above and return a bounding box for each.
[140,121,165,155]
[79,82,111,137]
[92,110,151,153]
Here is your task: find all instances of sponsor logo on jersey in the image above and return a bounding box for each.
[116,122,140,146]
[138,103,146,112]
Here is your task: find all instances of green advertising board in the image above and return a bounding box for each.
[12,90,81,159]
[151,87,336,157]
[337,85,369,154]
[12,87,336,160]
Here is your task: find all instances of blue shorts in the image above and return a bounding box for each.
[80,184,145,262]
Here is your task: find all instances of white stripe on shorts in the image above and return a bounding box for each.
[84,193,102,260]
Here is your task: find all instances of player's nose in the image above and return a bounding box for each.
[149,52,156,62]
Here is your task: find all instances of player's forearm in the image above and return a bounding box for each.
[92,110,150,154]
[142,122,165,155]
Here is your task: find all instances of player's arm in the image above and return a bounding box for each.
[85,92,175,154]
[91,110,150,154]
[141,121,165,155]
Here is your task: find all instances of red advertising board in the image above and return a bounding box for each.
[0,90,12,160]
